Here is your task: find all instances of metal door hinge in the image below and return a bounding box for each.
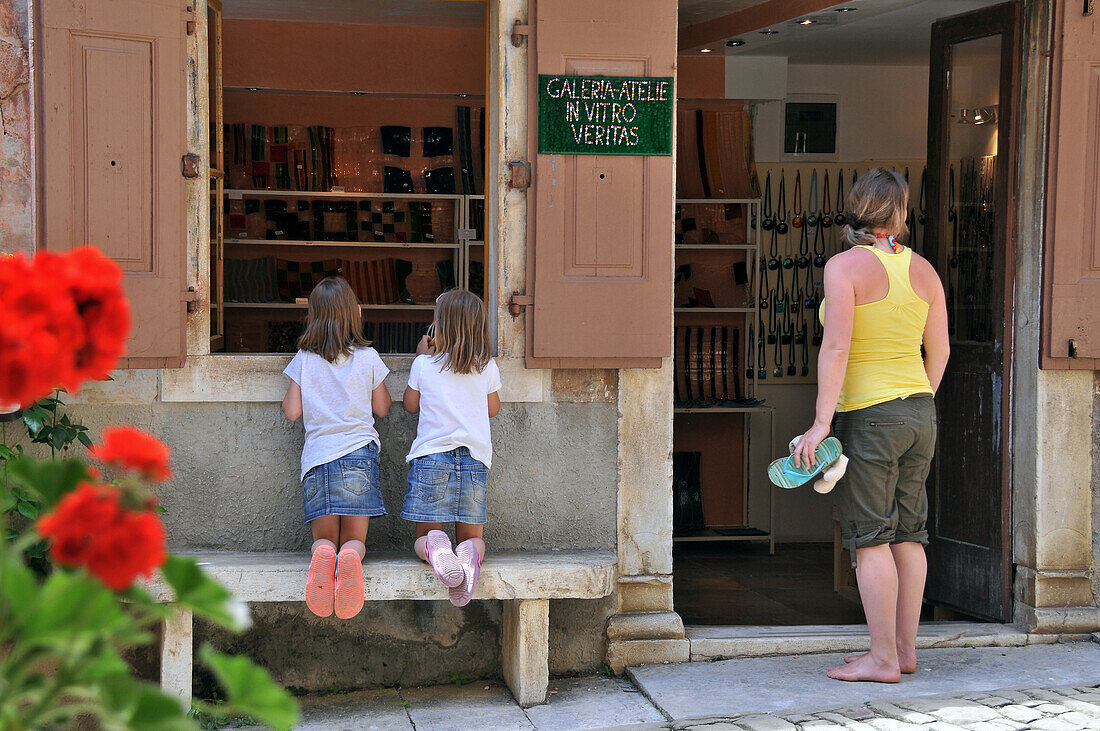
[507,160,531,190]
[508,292,533,319]
[185,4,197,35]
[181,153,202,178]
[511,20,530,47]
[184,286,199,313]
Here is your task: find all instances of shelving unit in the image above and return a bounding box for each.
[673,197,776,551]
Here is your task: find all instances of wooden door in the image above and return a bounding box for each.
[525,0,677,368]
[924,1,1020,621]
[1041,0,1100,368]
[40,0,189,368]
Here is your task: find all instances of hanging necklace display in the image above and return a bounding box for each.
[812,218,827,268]
[821,170,832,228]
[773,319,784,378]
[791,171,804,228]
[781,290,793,342]
[833,169,847,227]
[806,169,820,228]
[774,263,786,313]
[758,259,770,311]
[758,315,768,380]
[767,227,780,271]
[796,219,811,269]
[767,287,778,344]
[746,322,755,383]
[799,321,810,377]
[785,321,797,376]
[804,256,817,309]
[761,172,775,231]
[776,171,789,234]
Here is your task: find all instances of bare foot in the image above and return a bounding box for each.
[843,649,916,674]
[828,653,901,683]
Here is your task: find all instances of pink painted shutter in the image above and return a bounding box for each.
[525,0,676,368]
[41,0,188,368]
[1042,1,1100,369]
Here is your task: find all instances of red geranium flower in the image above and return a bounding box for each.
[90,426,173,482]
[57,247,131,387]
[0,252,82,406]
[37,483,167,591]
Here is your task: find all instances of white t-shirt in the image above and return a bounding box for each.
[283,347,390,481]
[406,354,502,469]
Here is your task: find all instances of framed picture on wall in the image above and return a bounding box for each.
[782,94,839,161]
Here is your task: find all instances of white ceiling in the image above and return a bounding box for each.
[221,0,485,27]
[716,0,1001,65]
[679,0,769,27]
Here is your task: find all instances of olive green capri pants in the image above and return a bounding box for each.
[832,394,937,558]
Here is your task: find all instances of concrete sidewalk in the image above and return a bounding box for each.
[294,642,1100,730]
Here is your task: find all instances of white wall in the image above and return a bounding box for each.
[754,64,930,163]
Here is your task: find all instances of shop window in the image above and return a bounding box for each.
[783,101,837,156]
[209,3,489,356]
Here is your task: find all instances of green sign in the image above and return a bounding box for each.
[537,74,673,156]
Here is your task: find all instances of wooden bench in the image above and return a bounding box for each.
[149,550,617,707]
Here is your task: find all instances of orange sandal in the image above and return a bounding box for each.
[305,545,336,618]
[334,548,365,619]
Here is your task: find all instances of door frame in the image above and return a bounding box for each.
[924,0,1021,621]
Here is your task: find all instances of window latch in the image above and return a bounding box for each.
[508,292,533,319]
[511,20,530,47]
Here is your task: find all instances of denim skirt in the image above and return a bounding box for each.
[302,443,386,523]
[401,447,488,524]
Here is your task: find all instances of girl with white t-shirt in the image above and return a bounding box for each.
[402,290,502,606]
[282,277,391,620]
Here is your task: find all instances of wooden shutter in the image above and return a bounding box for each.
[1042,0,1100,368]
[525,0,676,368]
[40,0,189,368]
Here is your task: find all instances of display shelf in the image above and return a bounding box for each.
[225,87,485,101]
[674,307,755,314]
[675,244,755,250]
[676,198,759,204]
[224,303,436,311]
[225,189,464,201]
[224,238,461,249]
[673,528,772,544]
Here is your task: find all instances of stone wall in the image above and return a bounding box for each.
[1093,372,1100,610]
[0,0,32,253]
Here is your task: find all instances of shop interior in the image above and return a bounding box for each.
[672,0,1005,625]
[206,0,487,356]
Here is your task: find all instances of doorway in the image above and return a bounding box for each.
[672,0,1021,627]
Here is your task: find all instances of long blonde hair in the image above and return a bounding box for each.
[432,290,490,375]
[297,277,369,362]
[842,168,909,248]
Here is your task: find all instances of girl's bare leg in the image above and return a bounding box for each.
[338,516,369,559]
[310,514,340,553]
[456,522,485,560]
[414,522,445,561]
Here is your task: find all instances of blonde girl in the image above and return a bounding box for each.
[796,169,949,682]
[402,290,501,606]
[282,277,392,620]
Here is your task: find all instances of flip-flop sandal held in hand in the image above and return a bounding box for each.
[305,545,336,618]
[768,436,843,489]
[426,529,464,588]
[334,548,365,619]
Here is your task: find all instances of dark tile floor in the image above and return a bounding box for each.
[674,542,867,626]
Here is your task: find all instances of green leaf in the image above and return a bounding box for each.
[77,431,93,448]
[23,570,136,647]
[200,646,299,731]
[22,409,44,436]
[52,429,66,451]
[123,686,193,731]
[0,548,40,624]
[16,501,39,519]
[160,555,239,630]
[6,456,90,509]
[0,444,16,461]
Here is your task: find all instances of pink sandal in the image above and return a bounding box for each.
[305,545,336,618]
[334,548,365,619]
[450,541,481,607]
[425,530,464,588]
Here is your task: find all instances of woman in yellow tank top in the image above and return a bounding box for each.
[794,169,950,683]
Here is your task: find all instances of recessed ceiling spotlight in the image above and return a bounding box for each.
[760,29,779,35]
[700,48,713,53]
[797,18,816,25]
[247,87,260,91]
[726,39,746,47]
[835,7,858,12]
[351,91,365,96]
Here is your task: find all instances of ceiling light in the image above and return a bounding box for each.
[835,7,858,12]
[247,87,260,92]
[726,39,746,47]
[700,48,713,53]
[798,18,816,26]
[760,29,779,35]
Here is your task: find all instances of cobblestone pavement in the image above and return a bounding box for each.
[670,685,1100,731]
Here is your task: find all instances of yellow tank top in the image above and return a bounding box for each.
[818,245,933,412]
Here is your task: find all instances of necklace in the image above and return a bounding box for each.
[875,233,903,254]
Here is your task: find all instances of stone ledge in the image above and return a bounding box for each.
[686,622,1031,662]
[1014,604,1100,634]
[147,550,616,602]
[157,354,547,403]
[608,638,690,673]
[607,611,685,641]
